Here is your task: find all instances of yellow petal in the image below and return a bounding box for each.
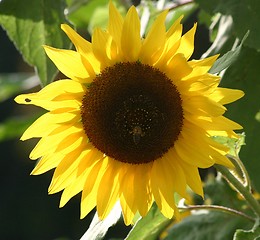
[55,131,84,152]
[15,80,85,104]
[139,10,168,64]
[133,164,153,216]
[48,144,86,194]
[61,24,91,54]
[15,93,81,111]
[92,28,111,67]
[178,74,219,95]
[43,80,85,94]
[211,149,234,168]
[119,165,137,225]
[182,120,230,153]
[120,194,136,226]
[184,55,219,80]
[187,115,243,131]
[15,93,52,110]
[180,122,232,168]
[77,147,104,176]
[121,6,141,61]
[166,15,184,38]
[164,53,192,82]
[60,150,105,207]
[81,158,108,219]
[151,161,175,218]
[156,16,183,66]
[21,112,79,141]
[174,136,215,168]
[31,153,62,175]
[59,170,87,208]
[48,123,73,136]
[21,113,57,140]
[29,124,82,159]
[97,158,121,219]
[61,24,98,76]
[176,23,197,59]
[207,130,239,138]
[182,95,226,117]
[46,111,80,124]
[177,159,204,197]
[43,46,90,82]
[164,152,190,200]
[151,155,188,209]
[108,1,123,47]
[209,88,244,104]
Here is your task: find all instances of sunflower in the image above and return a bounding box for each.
[15,2,244,225]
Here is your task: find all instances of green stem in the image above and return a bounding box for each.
[215,164,260,220]
[235,156,251,189]
[227,154,251,191]
[167,0,194,11]
[179,205,255,222]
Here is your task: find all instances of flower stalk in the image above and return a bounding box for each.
[227,154,251,191]
[179,204,255,222]
[215,164,260,224]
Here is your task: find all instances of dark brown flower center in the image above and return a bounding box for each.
[81,62,183,164]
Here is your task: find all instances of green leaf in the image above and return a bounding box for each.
[197,9,212,29]
[209,31,249,74]
[87,1,126,34]
[212,135,248,187]
[220,47,260,191]
[0,0,71,86]
[234,227,260,240]
[201,14,234,58]
[195,0,260,51]
[66,0,114,31]
[255,111,260,123]
[0,73,39,102]
[203,175,242,207]
[126,204,172,240]
[212,134,245,157]
[164,211,250,240]
[87,4,110,34]
[164,178,253,240]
